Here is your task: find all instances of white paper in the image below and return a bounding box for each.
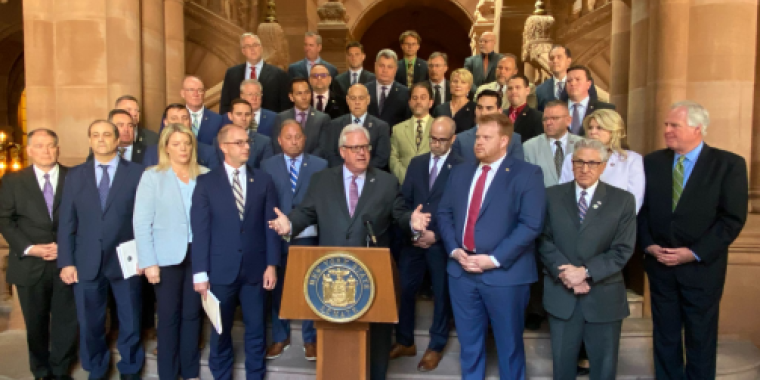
[116,240,139,279]
[202,290,223,335]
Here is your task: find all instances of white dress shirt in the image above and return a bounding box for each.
[313,91,330,111]
[24,165,60,255]
[376,81,392,102]
[560,150,645,212]
[429,150,450,174]
[554,76,567,98]
[576,180,599,204]
[118,145,133,162]
[430,79,447,102]
[246,60,264,79]
[350,113,368,125]
[548,132,570,156]
[349,69,363,85]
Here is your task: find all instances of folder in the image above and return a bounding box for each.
[116,240,139,279]
[202,290,223,335]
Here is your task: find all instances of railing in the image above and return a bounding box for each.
[187,0,258,32]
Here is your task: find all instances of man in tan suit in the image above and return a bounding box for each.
[475,54,537,109]
[390,82,434,182]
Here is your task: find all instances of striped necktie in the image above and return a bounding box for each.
[578,190,588,222]
[673,156,685,210]
[232,169,245,220]
[289,158,299,193]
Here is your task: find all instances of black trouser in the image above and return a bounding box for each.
[370,323,392,380]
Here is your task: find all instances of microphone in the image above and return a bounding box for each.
[363,216,378,246]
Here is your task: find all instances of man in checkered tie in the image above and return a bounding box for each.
[191,124,282,380]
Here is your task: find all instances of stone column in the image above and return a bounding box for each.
[317,1,351,73]
[625,0,649,154]
[165,0,185,105]
[141,0,166,132]
[106,0,142,107]
[499,1,535,59]
[609,0,631,122]
[753,6,760,212]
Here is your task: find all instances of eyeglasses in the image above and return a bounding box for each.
[542,115,569,122]
[242,44,261,50]
[348,96,368,101]
[430,136,453,145]
[310,73,330,79]
[183,88,205,94]
[222,139,253,148]
[243,93,263,99]
[341,144,372,153]
[571,160,603,169]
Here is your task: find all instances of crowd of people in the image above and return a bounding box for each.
[0,28,749,380]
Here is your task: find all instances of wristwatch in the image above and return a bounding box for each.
[585,267,591,279]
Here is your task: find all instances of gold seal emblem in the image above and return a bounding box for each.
[304,252,375,323]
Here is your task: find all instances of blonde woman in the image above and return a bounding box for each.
[433,68,477,133]
[134,123,209,380]
[559,109,645,212]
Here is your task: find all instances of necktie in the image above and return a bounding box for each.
[289,158,299,193]
[118,147,126,158]
[379,86,387,114]
[348,175,359,217]
[250,66,257,80]
[250,112,259,133]
[98,164,110,211]
[556,81,564,99]
[317,95,324,112]
[354,117,361,124]
[407,61,414,88]
[463,165,491,250]
[482,54,489,76]
[553,141,564,177]
[298,111,307,128]
[352,72,358,85]
[192,113,200,136]
[429,156,440,191]
[232,169,245,220]
[434,85,442,108]
[415,120,424,148]
[570,104,582,134]
[308,62,314,76]
[509,108,518,123]
[42,173,54,218]
[673,156,685,211]
[579,190,588,222]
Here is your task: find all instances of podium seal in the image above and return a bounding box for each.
[304,252,375,323]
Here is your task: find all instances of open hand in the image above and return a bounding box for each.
[411,205,431,232]
[268,207,291,236]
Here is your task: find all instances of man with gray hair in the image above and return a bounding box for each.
[220,32,290,114]
[288,31,338,79]
[366,49,411,128]
[539,138,636,380]
[639,101,748,379]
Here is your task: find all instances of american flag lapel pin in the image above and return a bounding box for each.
[250,178,254,183]
[370,178,375,183]
[368,122,373,128]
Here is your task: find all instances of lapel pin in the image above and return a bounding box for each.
[311,112,315,116]
[370,178,375,183]
[447,164,451,169]
[368,123,373,128]
[204,117,208,121]
[304,162,307,166]
[137,149,141,153]
[593,204,599,209]
[598,201,602,205]
[249,178,253,183]
[505,168,510,172]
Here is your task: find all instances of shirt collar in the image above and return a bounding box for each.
[307,57,321,66]
[548,131,569,146]
[376,80,392,90]
[576,180,599,200]
[675,141,704,163]
[343,165,367,181]
[430,78,445,86]
[351,113,367,124]
[223,161,246,176]
[33,164,59,180]
[284,153,304,166]
[247,60,263,72]
[569,96,590,110]
[405,57,416,66]
[554,75,567,83]
[479,153,506,171]
[508,103,527,115]
[413,114,431,124]
[188,106,205,116]
[432,149,450,163]
[349,68,363,76]
[94,154,120,170]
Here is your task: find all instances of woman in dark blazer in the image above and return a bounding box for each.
[433,68,477,133]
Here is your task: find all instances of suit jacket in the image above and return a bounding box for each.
[143,142,220,170]
[572,99,616,136]
[86,140,148,165]
[524,133,583,187]
[287,58,339,79]
[401,151,464,237]
[451,127,524,162]
[638,145,748,286]
[0,165,68,286]
[261,153,328,215]
[220,62,291,114]
[191,165,281,285]
[136,128,159,146]
[437,156,546,285]
[389,116,433,183]
[213,131,273,169]
[429,80,452,108]
[475,81,539,110]
[395,58,429,86]
[133,166,210,268]
[315,90,349,119]
[535,77,600,111]
[433,101,477,134]
[158,107,224,146]
[57,158,144,281]
[289,166,412,248]
[539,181,636,322]
[513,105,544,142]
[222,108,278,137]
[334,70,376,97]
[464,52,504,88]
[366,81,411,128]
[272,107,330,156]
[323,114,391,169]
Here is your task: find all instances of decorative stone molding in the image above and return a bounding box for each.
[522,0,555,83]
[469,0,497,55]
[556,2,612,43]
[318,0,349,25]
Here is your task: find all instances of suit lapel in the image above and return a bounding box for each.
[538,135,558,183]
[52,165,67,218]
[677,145,710,211]
[243,165,256,218]
[333,167,351,221]
[294,155,310,196]
[21,167,51,221]
[103,159,129,214]
[579,182,607,233]
[562,183,582,231]
[428,153,457,201]
[478,157,511,218]
[350,168,377,229]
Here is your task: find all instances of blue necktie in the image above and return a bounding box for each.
[289,158,299,193]
[98,164,111,211]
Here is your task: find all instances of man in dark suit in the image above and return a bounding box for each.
[0,129,77,380]
[367,49,411,128]
[535,45,598,112]
[115,95,159,146]
[220,33,290,114]
[179,75,225,145]
[214,99,273,169]
[464,32,504,88]
[192,124,281,380]
[506,74,543,142]
[539,138,637,380]
[323,84,391,169]
[451,90,524,161]
[638,101,748,379]
[391,117,463,371]
[58,120,145,380]
[144,104,221,169]
[268,123,431,380]
[222,79,278,137]
[395,30,429,88]
[428,52,451,109]
[88,109,149,165]
[437,113,545,380]
[565,65,614,136]
[288,32,338,79]
[261,121,328,361]
[333,41,376,98]
[272,77,331,156]
[309,63,348,119]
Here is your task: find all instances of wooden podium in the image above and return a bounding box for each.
[279,246,398,380]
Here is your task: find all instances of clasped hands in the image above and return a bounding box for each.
[558,264,590,295]
[451,249,496,273]
[647,245,695,266]
[267,205,433,236]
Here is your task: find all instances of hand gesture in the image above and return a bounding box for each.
[573,281,591,294]
[558,265,587,288]
[268,207,291,236]
[413,230,436,249]
[411,205,431,232]
[29,243,58,261]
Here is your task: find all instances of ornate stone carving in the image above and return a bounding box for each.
[556,1,612,41]
[522,0,555,83]
[258,20,290,71]
[318,0,349,25]
[469,0,497,55]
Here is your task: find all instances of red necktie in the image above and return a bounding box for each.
[463,165,491,251]
[249,67,257,79]
[509,108,518,123]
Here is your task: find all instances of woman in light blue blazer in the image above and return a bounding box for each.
[134,123,208,380]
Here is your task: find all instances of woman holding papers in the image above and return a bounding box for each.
[134,123,209,380]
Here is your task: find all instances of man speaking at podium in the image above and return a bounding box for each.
[268,123,431,379]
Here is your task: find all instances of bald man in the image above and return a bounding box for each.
[464,32,504,88]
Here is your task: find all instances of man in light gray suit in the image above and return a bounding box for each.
[524,100,583,187]
[261,120,327,362]
[451,90,523,161]
[272,78,331,157]
[538,138,636,380]
[214,98,273,168]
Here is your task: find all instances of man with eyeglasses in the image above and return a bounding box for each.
[428,52,451,109]
[227,79,278,137]
[464,32,504,88]
[538,138,636,380]
[272,77,331,156]
[180,75,224,145]
[214,98,273,169]
[220,32,291,114]
[395,31,429,88]
[88,109,148,165]
[324,83,391,169]
[309,63,348,119]
[451,90,524,162]
[192,123,281,380]
[391,116,463,372]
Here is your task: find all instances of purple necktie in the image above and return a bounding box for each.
[317,95,324,112]
[349,175,359,217]
[379,86,387,114]
[429,156,440,191]
[298,111,307,128]
[98,165,110,211]
[42,173,54,218]
[571,103,582,134]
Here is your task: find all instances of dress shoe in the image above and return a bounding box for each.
[304,342,317,361]
[34,377,52,380]
[417,349,443,372]
[120,374,141,380]
[54,376,73,380]
[524,313,544,331]
[389,343,416,359]
[142,327,157,340]
[266,338,291,359]
[577,365,590,376]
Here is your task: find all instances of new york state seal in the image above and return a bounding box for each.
[305,252,375,323]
